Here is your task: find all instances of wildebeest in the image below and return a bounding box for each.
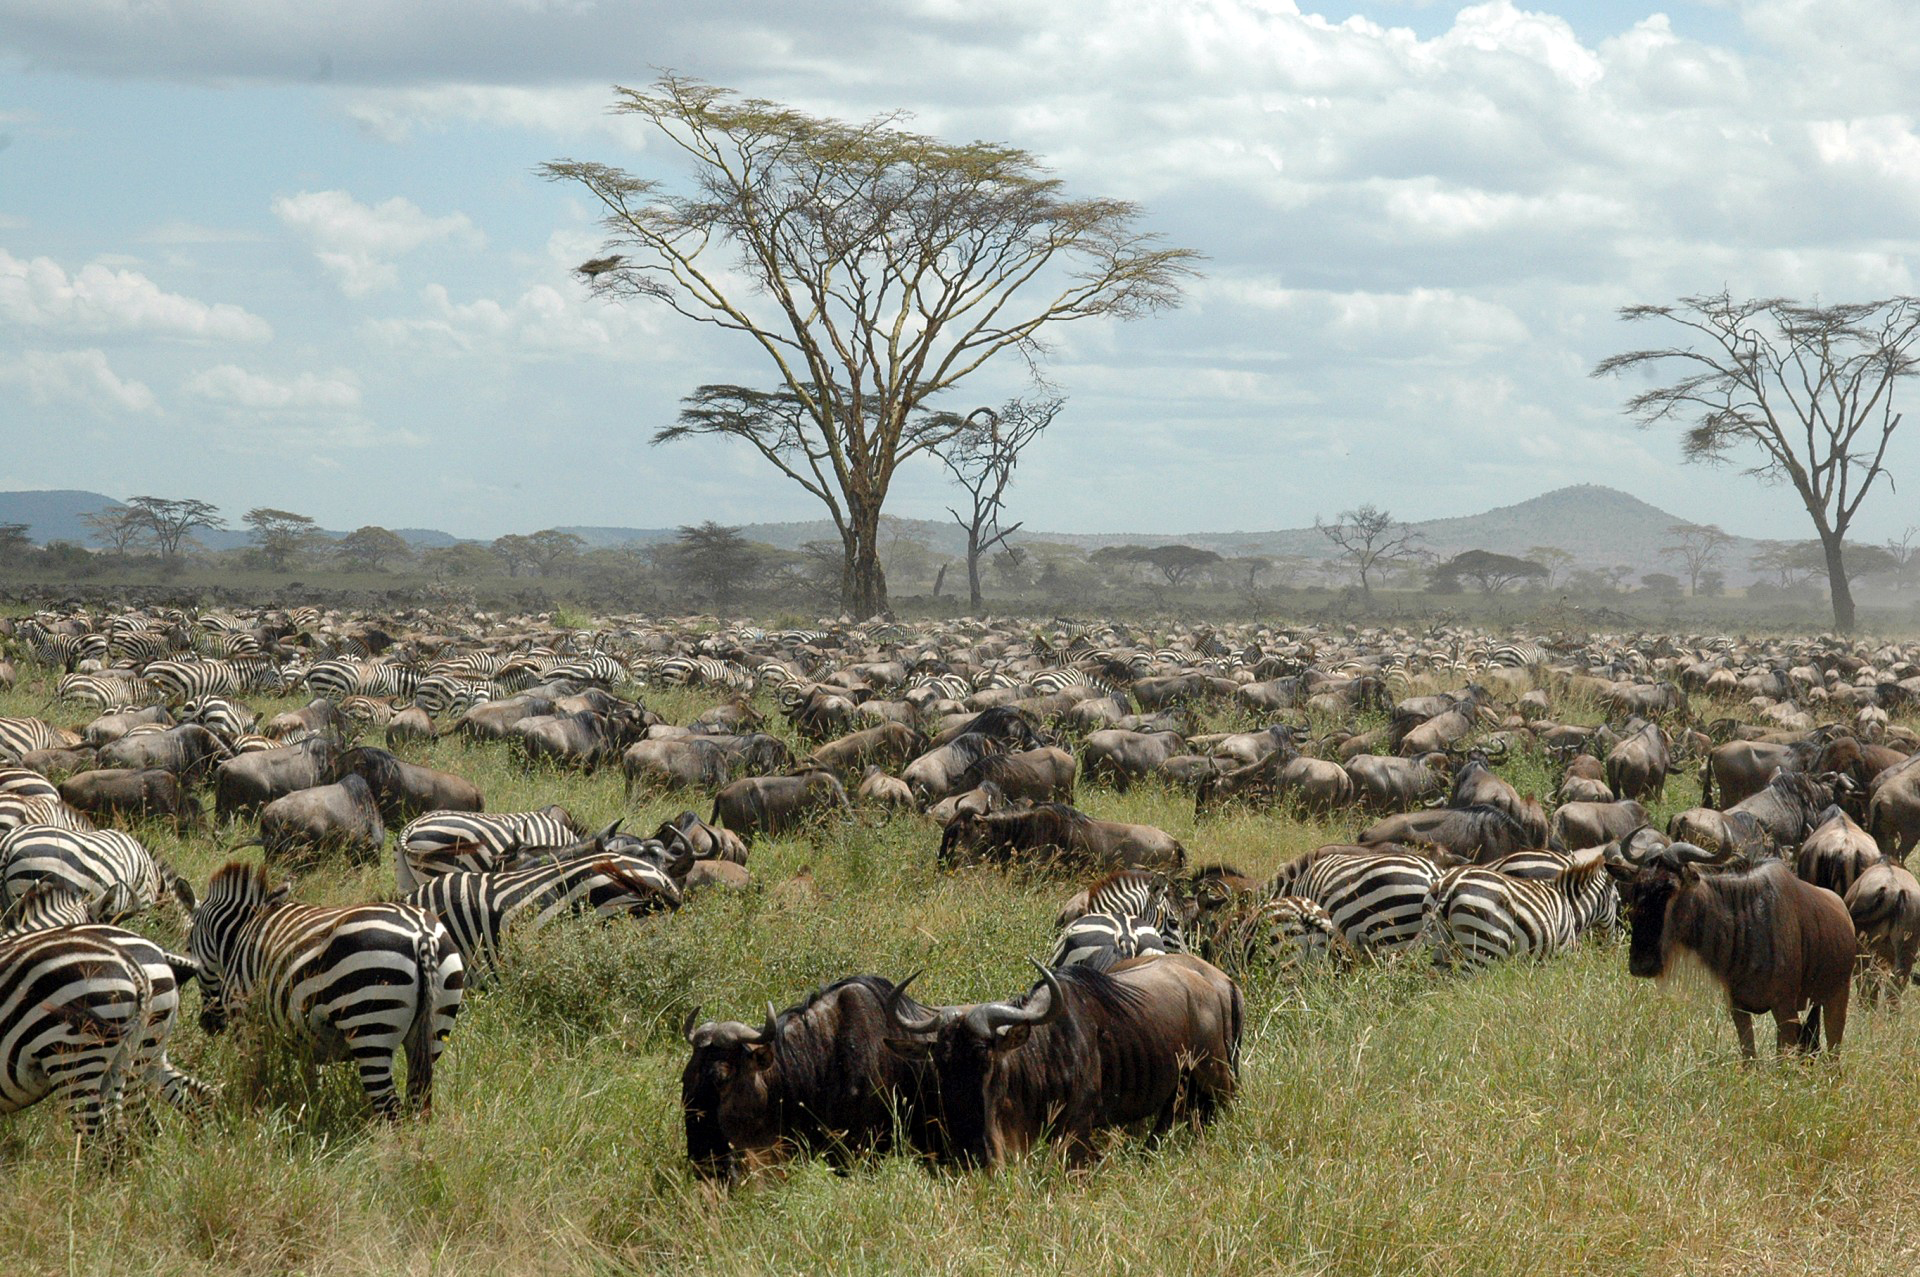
[886,955,1241,1168]
[1701,738,1820,808]
[1605,843,1854,1058]
[1557,754,1614,804]
[1550,800,1651,852]
[1795,807,1881,897]
[1081,730,1188,792]
[1668,770,1837,861]
[512,707,649,772]
[453,695,559,742]
[1195,752,1354,815]
[97,723,229,782]
[710,772,850,845]
[343,746,484,822]
[82,704,172,746]
[1343,752,1448,814]
[653,810,750,866]
[1868,751,1920,857]
[1606,722,1671,803]
[214,737,342,821]
[938,804,1184,872]
[1445,755,1551,847]
[59,768,202,832]
[266,698,347,741]
[257,774,387,862]
[622,734,790,795]
[802,723,921,778]
[1845,858,1920,1002]
[1357,804,1548,863]
[902,731,1007,806]
[955,745,1076,806]
[680,974,944,1181]
[854,766,915,810]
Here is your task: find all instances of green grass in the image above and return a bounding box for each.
[2,662,1919,1275]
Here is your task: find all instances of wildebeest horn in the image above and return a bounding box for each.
[885,971,943,1034]
[1654,841,1721,870]
[682,1007,701,1044]
[749,1001,780,1045]
[978,959,1066,1035]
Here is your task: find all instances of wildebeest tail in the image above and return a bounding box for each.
[1800,1004,1823,1052]
[1699,754,1715,810]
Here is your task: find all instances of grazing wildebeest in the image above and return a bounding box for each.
[1606,722,1671,803]
[1605,843,1854,1058]
[653,810,750,866]
[955,745,1076,806]
[925,782,1011,828]
[1195,752,1353,815]
[939,804,1184,873]
[888,956,1240,1168]
[1446,755,1551,847]
[512,708,649,773]
[710,772,850,845]
[257,774,387,862]
[97,723,229,782]
[680,974,945,1182]
[1081,730,1189,792]
[344,746,484,822]
[803,723,921,779]
[214,737,342,821]
[1669,770,1837,860]
[1701,738,1820,808]
[1357,804,1548,863]
[1845,859,1920,1003]
[1343,752,1449,814]
[1868,751,1920,857]
[82,704,172,746]
[1549,800,1651,852]
[453,695,559,742]
[1795,807,1882,897]
[59,768,202,832]
[1557,754,1614,804]
[854,766,915,810]
[266,698,348,741]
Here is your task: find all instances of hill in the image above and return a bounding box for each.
[0,484,1770,580]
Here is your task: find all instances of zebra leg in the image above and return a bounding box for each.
[347,1036,403,1120]
[152,1056,216,1116]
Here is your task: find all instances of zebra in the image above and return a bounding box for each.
[1426,849,1613,970]
[1078,868,1188,952]
[541,654,627,687]
[394,807,587,891]
[1047,910,1173,970]
[0,795,95,833]
[188,862,465,1118]
[1487,641,1548,669]
[1266,849,1441,955]
[304,658,371,701]
[649,657,756,693]
[412,674,494,719]
[179,696,259,743]
[56,672,153,710]
[0,767,60,802]
[1200,895,1351,977]
[144,657,287,703]
[0,825,182,921]
[403,850,680,978]
[0,716,74,762]
[0,883,214,1119]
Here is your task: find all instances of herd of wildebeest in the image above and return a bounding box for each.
[0,605,1918,1176]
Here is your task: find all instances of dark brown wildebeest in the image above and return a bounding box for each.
[902,731,1007,806]
[653,810,750,866]
[1446,754,1551,847]
[453,695,559,742]
[1605,843,1854,1058]
[344,746,484,822]
[855,766,915,810]
[1550,799,1651,852]
[1343,752,1448,814]
[1397,708,1477,757]
[97,723,229,782]
[266,698,348,741]
[925,782,1011,828]
[924,705,1044,751]
[1701,738,1820,808]
[956,745,1076,807]
[938,804,1184,872]
[1606,721,1671,803]
[59,767,202,831]
[1357,804,1549,863]
[710,772,850,845]
[1557,754,1613,804]
[257,774,387,862]
[1845,858,1920,1003]
[17,747,94,781]
[214,737,342,821]
[1669,770,1838,860]
[385,707,435,746]
[680,974,945,1182]
[886,955,1241,1168]
[1795,807,1881,897]
[623,734,791,796]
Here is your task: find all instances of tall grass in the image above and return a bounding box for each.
[0,664,1915,1275]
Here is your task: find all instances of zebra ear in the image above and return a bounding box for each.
[267,881,293,906]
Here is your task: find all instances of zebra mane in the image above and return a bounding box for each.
[204,860,282,906]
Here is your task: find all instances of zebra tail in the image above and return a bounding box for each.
[94,956,155,1148]
[404,924,438,1111]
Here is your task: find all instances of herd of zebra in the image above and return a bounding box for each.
[0,602,1916,1165]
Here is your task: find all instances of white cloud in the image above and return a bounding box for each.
[0,249,272,342]
[365,279,670,359]
[184,364,362,411]
[271,189,482,296]
[0,348,156,414]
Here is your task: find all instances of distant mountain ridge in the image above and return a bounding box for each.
[0,484,1767,580]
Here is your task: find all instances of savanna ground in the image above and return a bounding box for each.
[4,648,1920,1276]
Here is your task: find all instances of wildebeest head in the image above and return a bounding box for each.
[681,1003,783,1179]
[1604,841,1723,978]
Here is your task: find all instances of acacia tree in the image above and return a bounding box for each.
[1435,549,1548,595]
[654,522,768,612]
[243,507,325,572]
[932,396,1064,613]
[1659,523,1732,596]
[336,526,412,572]
[82,507,148,556]
[545,75,1198,615]
[125,496,223,562]
[1594,293,1920,630]
[1315,504,1422,599]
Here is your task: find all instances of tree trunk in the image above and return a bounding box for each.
[845,504,888,616]
[966,528,984,615]
[1821,533,1857,632]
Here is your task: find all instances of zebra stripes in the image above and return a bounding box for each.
[1202,895,1350,977]
[0,717,73,762]
[0,796,94,833]
[188,863,465,1118]
[1081,868,1187,952]
[1426,850,1614,970]
[403,851,679,977]
[144,657,288,703]
[412,674,494,719]
[394,808,584,891]
[1267,850,1441,955]
[0,825,175,920]
[1047,910,1173,970]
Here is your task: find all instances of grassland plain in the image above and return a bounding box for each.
[3,666,1920,1277]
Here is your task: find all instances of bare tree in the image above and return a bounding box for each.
[82,507,148,556]
[1527,545,1576,591]
[545,75,1198,615]
[1594,293,1920,630]
[1660,523,1733,596]
[933,396,1063,613]
[1315,504,1423,599]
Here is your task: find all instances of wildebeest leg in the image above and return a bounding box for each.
[1773,1011,1803,1057]
[1819,992,1847,1053]
[1731,1009,1758,1060]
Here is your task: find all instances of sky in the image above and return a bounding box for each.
[3,0,1920,544]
